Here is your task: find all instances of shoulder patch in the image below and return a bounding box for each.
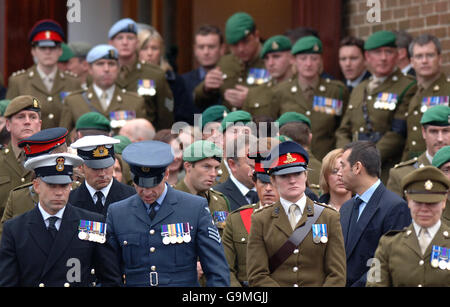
[394,158,417,168]
[253,203,274,214]
[314,201,337,212]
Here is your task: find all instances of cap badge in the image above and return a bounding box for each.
[26,145,31,153]
[284,153,297,164]
[272,41,279,50]
[33,98,39,108]
[433,85,440,92]
[45,31,51,39]
[223,111,228,118]
[425,180,433,191]
[313,44,319,52]
[109,50,115,58]
[56,157,65,172]
[141,167,151,173]
[245,30,250,36]
[93,146,109,158]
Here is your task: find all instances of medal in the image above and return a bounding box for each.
[176,223,184,243]
[183,222,191,243]
[420,105,428,113]
[149,88,156,96]
[312,224,321,244]
[431,245,440,268]
[184,234,191,243]
[439,260,447,270]
[78,231,87,240]
[320,224,328,244]
[161,225,170,245]
[247,76,255,85]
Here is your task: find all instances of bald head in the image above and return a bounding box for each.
[119,118,156,142]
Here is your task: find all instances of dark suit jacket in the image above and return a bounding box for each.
[213,178,255,211]
[69,178,136,216]
[339,182,411,287]
[0,204,122,287]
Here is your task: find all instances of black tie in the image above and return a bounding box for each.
[346,197,364,245]
[95,191,104,207]
[47,216,59,239]
[149,202,158,220]
[246,190,259,204]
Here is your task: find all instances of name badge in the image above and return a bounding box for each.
[420,96,449,113]
[373,92,398,111]
[313,96,343,116]
[137,79,156,96]
[246,68,270,85]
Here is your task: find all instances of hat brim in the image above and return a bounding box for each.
[271,166,306,176]
[256,173,271,183]
[132,174,165,188]
[406,192,447,203]
[40,175,73,185]
[34,40,59,47]
[84,157,115,169]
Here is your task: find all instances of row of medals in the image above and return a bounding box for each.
[431,246,450,270]
[162,233,191,245]
[78,230,106,244]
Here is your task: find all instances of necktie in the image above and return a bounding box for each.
[47,216,59,239]
[100,91,108,111]
[95,191,104,207]
[418,227,431,255]
[346,197,364,244]
[302,86,315,102]
[367,78,382,92]
[43,76,53,92]
[288,204,298,230]
[246,190,259,204]
[149,202,159,220]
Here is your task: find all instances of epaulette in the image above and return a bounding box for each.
[65,88,85,97]
[384,227,407,237]
[232,202,258,214]
[253,202,274,214]
[12,182,33,192]
[314,201,338,212]
[393,157,418,168]
[11,69,26,77]
[64,70,78,78]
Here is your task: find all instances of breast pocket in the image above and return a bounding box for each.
[119,233,141,269]
[0,176,11,186]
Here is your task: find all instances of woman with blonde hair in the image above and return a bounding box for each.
[137,28,192,124]
[319,148,352,211]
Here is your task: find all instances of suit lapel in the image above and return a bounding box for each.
[403,224,423,258]
[225,179,248,210]
[131,194,152,226]
[151,187,176,226]
[86,86,104,114]
[340,199,353,245]
[106,87,124,113]
[30,66,49,94]
[28,207,53,258]
[4,144,30,178]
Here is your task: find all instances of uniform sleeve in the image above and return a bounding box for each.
[0,191,15,238]
[366,236,392,287]
[59,103,75,132]
[196,199,230,287]
[335,106,353,148]
[5,76,19,100]
[193,81,221,110]
[386,168,403,197]
[93,230,123,286]
[105,207,124,271]
[0,221,20,286]
[247,213,280,287]
[221,213,242,287]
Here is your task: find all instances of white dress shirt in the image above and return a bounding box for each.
[85,179,114,206]
[38,203,65,230]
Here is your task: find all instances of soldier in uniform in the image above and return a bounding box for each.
[247,141,346,287]
[272,35,349,161]
[174,140,230,235]
[6,20,81,130]
[0,153,122,287]
[0,127,70,238]
[106,141,230,286]
[201,105,230,150]
[60,45,146,134]
[194,12,267,111]
[336,31,417,183]
[387,105,450,196]
[432,146,450,225]
[242,35,294,118]
[402,34,450,161]
[108,18,174,130]
[367,166,450,287]
[0,96,42,216]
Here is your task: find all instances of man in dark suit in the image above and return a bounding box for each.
[214,134,259,211]
[337,141,411,287]
[69,135,135,216]
[0,153,122,287]
[106,140,230,287]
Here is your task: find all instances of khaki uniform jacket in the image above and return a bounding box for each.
[116,60,174,130]
[194,52,266,111]
[242,80,284,119]
[247,197,346,287]
[222,202,260,287]
[367,223,450,287]
[6,66,81,129]
[272,77,349,161]
[443,198,450,227]
[0,144,33,217]
[402,73,450,161]
[386,153,430,197]
[307,149,322,196]
[59,85,146,133]
[215,160,230,185]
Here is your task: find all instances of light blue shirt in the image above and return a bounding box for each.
[356,179,381,220]
[142,183,168,215]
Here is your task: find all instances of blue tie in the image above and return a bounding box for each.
[346,197,364,245]
[149,202,159,220]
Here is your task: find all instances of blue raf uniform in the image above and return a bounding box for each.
[106,141,230,287]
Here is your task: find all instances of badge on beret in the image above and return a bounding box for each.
[109,49,115,58]
[313,44,319,52]
[272,41,279,50]
[33,98,39,108]
[142,167,151,173]
[93,145,109,158]
[284,153,297,164]
[56,157,65,172]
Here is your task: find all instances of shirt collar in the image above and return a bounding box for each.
[425,150,434,164]
[38,202,65,221]
[347,70,369,88]
[198,66,207,80]
[85,179,114,201]
[357,179,381,204]
[279,194,307,216]
[36,65,57,81]
[401,64,412,76]
[412,220,441,238]
[228,168,254,197]
[93,83,115,101]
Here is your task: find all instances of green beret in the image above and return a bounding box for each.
[260,35,292,58]
[225,12,255,45]
[4,95,40,118]
[58,43,75,62]
[364,31,396,51]
[291,35,322,55]
[420,105,450,126]
[221,110,252,132]
[432,146,450,169]
[0,99,11,116]
[76,112,111,131]
[68,41,93,58]
[113,135,132,155]
[202,105,230,129]
[183,140,223,162]
[276,112,311,128]
[277,135,293,142]
[401,165,449,203]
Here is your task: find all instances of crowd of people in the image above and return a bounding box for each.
[0,10,448,287]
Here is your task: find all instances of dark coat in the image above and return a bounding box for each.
[214,178,254,211]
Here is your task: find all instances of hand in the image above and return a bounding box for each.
[224,85,249,108]
[204,67,224,92]
[197,261,204,280]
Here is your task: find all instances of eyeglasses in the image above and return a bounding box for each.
[412,53,437,60]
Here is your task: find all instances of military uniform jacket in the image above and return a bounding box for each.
[242,80,285,119]
[194,52,266,111]
[106,186,230,287]
[59,85,146,133]
[247,197,346,287]
[366,223,450,287]
[387,153,430,197]
[307,149,322,196]
[336,70,417,163]
[0,204,122,287]
[116,60,174,130]
[272,77,349,160]
[443,198,450,227]
[222,202,259,287]
[402,73,450,161]
[6,65,81,130]
[0,144,33,217]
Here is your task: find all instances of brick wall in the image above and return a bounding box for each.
[344,0,450,74]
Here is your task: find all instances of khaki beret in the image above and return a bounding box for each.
[402,166,449,203]
[4,95,41,118]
